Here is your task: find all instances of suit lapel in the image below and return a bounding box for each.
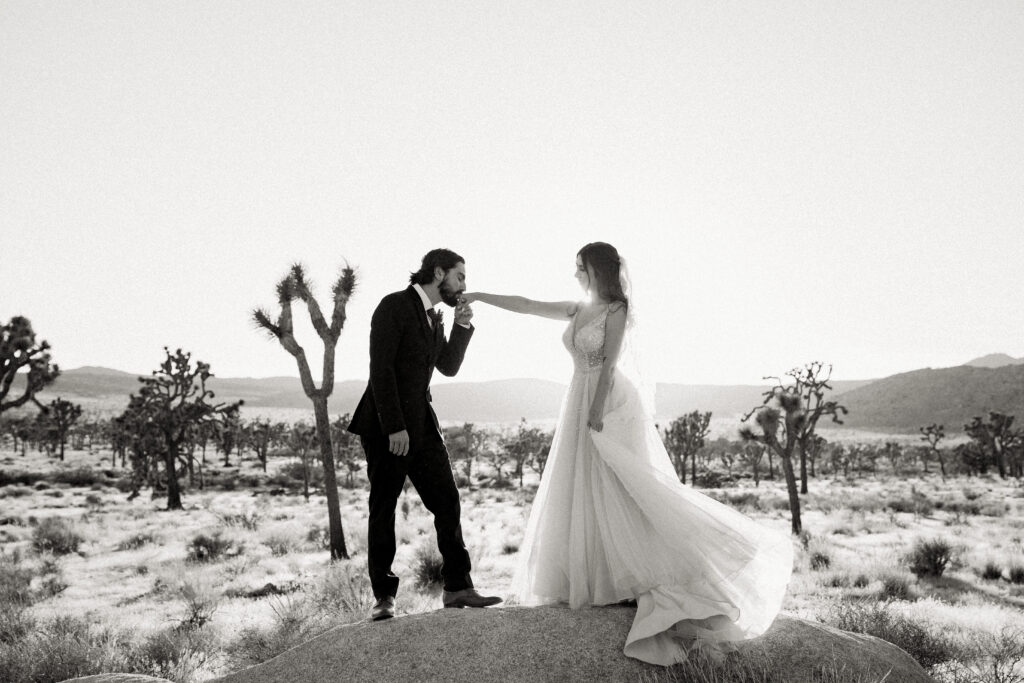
[405,286,433,344]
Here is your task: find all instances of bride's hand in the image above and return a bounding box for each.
[587,406,604,432]
[460,292,479,304]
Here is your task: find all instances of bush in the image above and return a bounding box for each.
[0,615,133,683]
[130,624,211,680]
[1009,563,1024,585]
[907,538,954,578]
[117,532,158,551]
[852,573,870,588]
[306,525,330,551]
[263,533,297,557]
[217,510,261,531]
[0,550,34,606]
[692,470,736,488]
[824,601,957,669]
[413,544,444,589]
[981,561,1003,581]
[186,530,236,563]
[52,467,109,487]
[32,517,84,555]
[809,551,831,571]
[0,485,33,499]
[879,574,913,601]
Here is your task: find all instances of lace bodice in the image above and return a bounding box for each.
[563,307,608,373]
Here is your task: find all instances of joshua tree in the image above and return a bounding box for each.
[40,397,82,461]
[0,316,60,415]
[882,441,904,475]
[740,393,804,535]
[127,348,242,510]
[662,411,712,484]
[500,418,554,488]
[249,418,284,473]
[965,412,1020,480]
[738,441,765,487]
[254,262,356,560]
[287,422,318,500]
[445,422,487,487]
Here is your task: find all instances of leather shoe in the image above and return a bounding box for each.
[371,596,395,621]
[442,588,503,609]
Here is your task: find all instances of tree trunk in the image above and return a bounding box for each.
[798,445,807,494]
[313,397,349,560]
[165,441,183,511]
[690,449,697,484]
[767,450,774,479]
[780,451,802,535]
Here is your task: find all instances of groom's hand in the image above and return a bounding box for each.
[388,429,410,456]
[454,301,474,326]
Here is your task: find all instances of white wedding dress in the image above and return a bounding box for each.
[510,306,793,665]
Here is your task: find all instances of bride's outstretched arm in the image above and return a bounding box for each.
[462,293,577,321]
[587,303,628,432]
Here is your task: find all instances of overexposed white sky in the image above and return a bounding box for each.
[2,1,1023,385]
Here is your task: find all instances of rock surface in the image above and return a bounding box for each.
[211,606,931,682]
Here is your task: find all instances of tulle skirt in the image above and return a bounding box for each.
[510,368,793,665]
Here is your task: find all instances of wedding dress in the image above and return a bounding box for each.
[510,305,793,665]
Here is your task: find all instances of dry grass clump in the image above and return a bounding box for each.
[413,543,445,589]
[187,529,241,563]
[32,517,84,555]
[821,600,958,671]
[117,531,159,551]
[226,562,372,669]
[878,573,914,601]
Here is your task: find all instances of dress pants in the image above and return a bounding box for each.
[362,420,473,599]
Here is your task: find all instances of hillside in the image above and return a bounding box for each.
[12,367,874,424]
[964,353,1024,368]
[834,364,1024,433]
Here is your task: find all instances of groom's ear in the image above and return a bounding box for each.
[433,266,446,283]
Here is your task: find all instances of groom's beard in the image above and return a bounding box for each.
[439,280,461,307]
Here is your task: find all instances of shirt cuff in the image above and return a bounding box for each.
[457,322,471,329]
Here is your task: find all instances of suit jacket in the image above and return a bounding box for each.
[348,286,473,446]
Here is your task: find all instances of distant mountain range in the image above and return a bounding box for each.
[9,354,1024,434]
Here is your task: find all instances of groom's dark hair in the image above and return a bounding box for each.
[409,248,465,285]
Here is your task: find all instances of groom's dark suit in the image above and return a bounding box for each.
[348,285,474,600]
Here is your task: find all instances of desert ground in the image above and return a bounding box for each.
[2,443,1023,682]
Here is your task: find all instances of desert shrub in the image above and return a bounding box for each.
[413,544,444,589]
[0,550,34,606]
[823,572,850,588]
[1009,563,1024,585]
[312,562,374,615]
[845,494,883,514]
[179,581,219,629]
[824,601,957,669]
[879,574,913,601]
[52,467,107,487]
[217,509,261,530]
[226,596,326,669]
[723,491,761,512]
[692,470,736,488]
[0,470,40,487]
[941,627,1024,683]
[945,500,982,516]
[979,502,1007,517]
[263,532,297,557]
[886,492,933,516]
[130,624,211,680]
[305,524,330,550]
[907,537,954,578]
[0,615,133,683]
[981,561,1003,581]
[186,530,235,563]
[502,540,519,555]
[798,529,813,550]
[32,517,84,555]
[962,487,983,501]
[0,485,33,499]
[274,461,324,488]
[852,573,870,588]
[809,551,831,571]
[117,532,158,551]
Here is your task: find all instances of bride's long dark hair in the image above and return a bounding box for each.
[578,242,628,308]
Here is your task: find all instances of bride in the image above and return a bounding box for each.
[463,241,793,665]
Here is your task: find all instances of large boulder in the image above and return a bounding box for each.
[212,606,930,682]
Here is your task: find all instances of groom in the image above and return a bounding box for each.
[349,248,502,621]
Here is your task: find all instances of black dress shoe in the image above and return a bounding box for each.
[442,588,503,608]
[371,596,395,621]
